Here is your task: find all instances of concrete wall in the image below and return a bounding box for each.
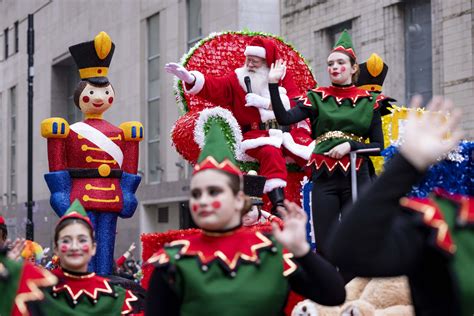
[281,0,473,136]
[0,0,281,259]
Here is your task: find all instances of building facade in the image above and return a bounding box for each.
[281,0,473,136]
[0,0,280,256]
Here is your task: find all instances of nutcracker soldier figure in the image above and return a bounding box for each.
[41,31,143,275]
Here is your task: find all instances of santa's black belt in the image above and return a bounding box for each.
[68,168,123,178]
[242,120,289,133]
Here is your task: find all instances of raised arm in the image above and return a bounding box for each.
[268,60,311,125]
[327,96,463,276]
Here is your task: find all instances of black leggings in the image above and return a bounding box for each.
[311,162,371,256]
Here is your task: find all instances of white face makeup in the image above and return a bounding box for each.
[327,52,356,85]
[55,222,96,273]
[190,169,244,231]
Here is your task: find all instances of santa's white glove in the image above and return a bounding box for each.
[164,62,195,84]
[245,93,271,109]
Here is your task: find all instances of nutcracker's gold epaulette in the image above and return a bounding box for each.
[40,117,70,138]
[120,121,144,141]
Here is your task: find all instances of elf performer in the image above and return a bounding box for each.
[0,247,56,316]
[41,31,143,275]
[39,200,138,315]
[165,36,314,211]
[145,121,345,315]
[327,96,473,316]
[269,30,387,258]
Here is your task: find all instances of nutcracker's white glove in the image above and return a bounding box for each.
[164,62,195,84]
[245,93,271,109]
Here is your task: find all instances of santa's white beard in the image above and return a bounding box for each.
[235,65,270,98]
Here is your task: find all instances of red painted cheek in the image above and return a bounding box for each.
[60,244,69,253]
[341,66,346,72]
[82,244,90,253]
[191,204,199,212]
[82,96,90,103]
[211,201,221,209]
[108,97,114,104]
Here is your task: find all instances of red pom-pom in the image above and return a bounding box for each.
[171,111,201,164]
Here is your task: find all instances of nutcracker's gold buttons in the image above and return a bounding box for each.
[98,164,111,177]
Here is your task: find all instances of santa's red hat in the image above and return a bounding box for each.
[244,37,279,67]
[0,215,5,225]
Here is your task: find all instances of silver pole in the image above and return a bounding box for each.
[349,148,380,202]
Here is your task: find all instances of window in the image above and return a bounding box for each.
[313,20,353,86]
[66,65,81,123]
[51,57,82,122]
[147,13,162,183]
[14,21,18,53]
[4,28,8,60]
[187,0,202,49]
[8,86,17,203]
[404,0,432,103]
[328,21,352,48]
[157,207,169,223]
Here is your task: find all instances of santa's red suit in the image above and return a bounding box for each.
[184,66,314,193]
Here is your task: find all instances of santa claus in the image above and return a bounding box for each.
[165,37,314,211]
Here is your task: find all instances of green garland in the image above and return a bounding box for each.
[202,116,237,154]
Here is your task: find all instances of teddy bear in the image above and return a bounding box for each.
[291,276,414,316]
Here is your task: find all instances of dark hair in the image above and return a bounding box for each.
[0,224,7,241]
[329,51,360,84]
[73,80,114,108]
[214,170,253,215]
[54,218,95,246]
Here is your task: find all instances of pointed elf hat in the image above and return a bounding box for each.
[193,121,242,177]
[57,199,93,229]
[332,29,356,61]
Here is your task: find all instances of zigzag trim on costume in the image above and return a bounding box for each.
[121,290,138,315]
[400,197,456,255]
[434,188,474,227]
[14,264,57,316]
[156,231,276,274]
[52,272,115,303]
[307,154,363,173]
[312,86,372,106]
[282,250,298,277]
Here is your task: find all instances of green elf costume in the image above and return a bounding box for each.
[144,121,345,316]
[0,248,56,316]
[39,200,138,315]
[270,30,385,257]
[327,153,474,316]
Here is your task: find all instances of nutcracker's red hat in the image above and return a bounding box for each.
[244,36,279,68]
